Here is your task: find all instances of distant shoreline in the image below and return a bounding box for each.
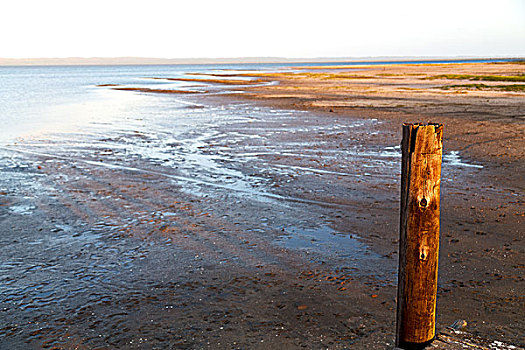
[0,56,522,67]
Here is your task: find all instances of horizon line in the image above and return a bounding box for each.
[0,55,522,66]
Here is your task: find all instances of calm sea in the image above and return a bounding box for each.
[0,64,263,143]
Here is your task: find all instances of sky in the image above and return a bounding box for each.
[1,0,524,59]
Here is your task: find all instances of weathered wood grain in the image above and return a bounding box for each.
[396,123,443,349]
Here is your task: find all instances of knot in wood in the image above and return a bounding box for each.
[419,246,429,261]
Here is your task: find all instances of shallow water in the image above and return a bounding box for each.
[0,64,282,143]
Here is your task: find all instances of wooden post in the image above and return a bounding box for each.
[396,123,443,349]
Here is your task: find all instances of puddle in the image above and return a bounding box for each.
[444,151,483,168]
[276,225,382,268]
[8,204,35,215]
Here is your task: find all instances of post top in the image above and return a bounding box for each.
[402,123,443,128]
[402,123,443,154]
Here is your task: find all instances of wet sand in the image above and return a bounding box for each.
[1,61,523,349]
[218,61,525,347]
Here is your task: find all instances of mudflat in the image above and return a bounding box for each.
[238,61,525,164]
[1,61,523,349]
[220,61,525,347]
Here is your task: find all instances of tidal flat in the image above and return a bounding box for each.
[0,61,523,349]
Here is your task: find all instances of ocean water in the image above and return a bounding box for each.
[0,63,276,143]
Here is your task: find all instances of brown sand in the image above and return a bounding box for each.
[234,62,525,182]
[112,86,207,94]
[148,77,265,85]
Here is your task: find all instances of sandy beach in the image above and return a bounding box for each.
[1,61,523,349]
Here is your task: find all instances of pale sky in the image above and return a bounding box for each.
[1,0,524,59]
